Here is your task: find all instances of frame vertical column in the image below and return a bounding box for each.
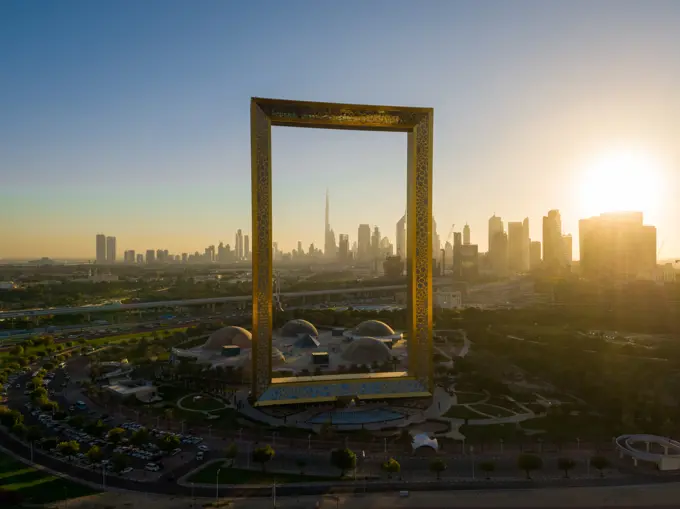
[407,112,434,391]
[251,100,273,398]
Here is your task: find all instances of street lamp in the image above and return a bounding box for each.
[307,434,312,450]
[215,469,221,501]
[470,445,475,479]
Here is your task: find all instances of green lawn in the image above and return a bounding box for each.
[473,403,517,417]
[443,405,487,420]
[0,453,98,504]
[459,423,524,442]
[88,327,188,347]
[187,461,337,485]
[180,395,226,412]
[454,392,486,404]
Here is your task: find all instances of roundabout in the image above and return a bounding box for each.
[176,393,229,414]
[615,434,680,470]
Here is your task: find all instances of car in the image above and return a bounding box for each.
[145,463,160,472]
[196,452,204,461]
[198,445,209,452]
[121,467,133,474]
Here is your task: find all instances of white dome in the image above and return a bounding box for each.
[342,337,392,364]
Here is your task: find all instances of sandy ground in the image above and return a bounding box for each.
[61,482,680,509]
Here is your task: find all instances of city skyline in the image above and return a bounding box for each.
[2,1,679,259]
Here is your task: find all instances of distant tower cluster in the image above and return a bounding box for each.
[95,234,116,264]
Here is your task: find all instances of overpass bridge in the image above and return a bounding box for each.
[0,279,460,320]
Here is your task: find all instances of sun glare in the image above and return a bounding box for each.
[579,149,663,218]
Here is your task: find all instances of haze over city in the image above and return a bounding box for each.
[2,0,679,260]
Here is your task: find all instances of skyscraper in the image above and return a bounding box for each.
[146,249,155,264]
[452,232,462,278]
[542,210,564,273]
[507,221,524,272]
[244,235,250,260]
[338,234,350,262]
[235,229,243,260]
[487,215,505,275]
[324,190,337,258]
[529,241,542,270]
[463,223,470,245]
[488,215,503,254]
[562,234,573,268]
[579,212,656,279]
[371,226,381,259]
[357,224,371,261]
[521,217,530,271]
[95,234,106,264]
[507,219,530,272]
[396,214,406,259]
[106,236,116,263]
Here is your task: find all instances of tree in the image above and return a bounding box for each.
[11,422,27,438]
[479,460,496,480]
[330,448,356,477]
[87,445,103,463]
[429,458,447,480]
[85,419,107,437]
[381,457,401,479]
[106,427,126,444]
[295,458,307,475]
[57,440,80,459]
[0,407,23,427]
[517,454,543,480]
[159,434,180,452]
[252,445,275,472]
[590,456,610,477]
[557,457,576,478]
[225,443,238,468]
[30,387,48,401]
[131,427,150,446]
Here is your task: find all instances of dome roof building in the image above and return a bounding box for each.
[280,319,318,338]
[342,337,392,365]
[203,326,252,351]
[353,320,396,337]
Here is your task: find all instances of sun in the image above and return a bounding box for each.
[578,149,663,218]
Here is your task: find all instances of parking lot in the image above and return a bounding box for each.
[5,364,211,483]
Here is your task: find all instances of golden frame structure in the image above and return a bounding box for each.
[251,97,434,404]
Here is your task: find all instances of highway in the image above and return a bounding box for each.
[0,280,459,319]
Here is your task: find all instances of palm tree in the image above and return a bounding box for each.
[429,459,447,480]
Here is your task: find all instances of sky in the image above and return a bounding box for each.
[1,0,679,260]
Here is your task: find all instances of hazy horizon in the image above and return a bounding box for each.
[2,1,679,259]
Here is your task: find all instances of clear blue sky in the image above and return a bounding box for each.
[2,0,679,259]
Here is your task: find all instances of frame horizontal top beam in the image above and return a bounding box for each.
[252,97,432,132]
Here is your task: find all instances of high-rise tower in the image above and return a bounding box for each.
[463,223,470,245]
[324,189,337,258]
[96,234,106,264]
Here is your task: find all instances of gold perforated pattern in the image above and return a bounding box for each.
[250,98,434,398]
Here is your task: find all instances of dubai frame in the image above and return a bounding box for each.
[250,97,434,406]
